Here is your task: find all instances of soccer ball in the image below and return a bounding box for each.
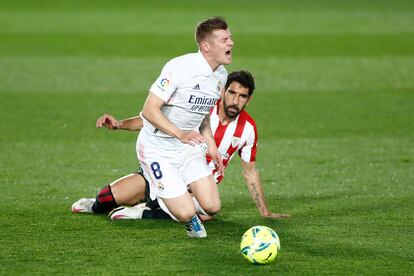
[240,226,280,264]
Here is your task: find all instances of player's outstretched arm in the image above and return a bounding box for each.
[241,161,290,219]
[96,114,143,131]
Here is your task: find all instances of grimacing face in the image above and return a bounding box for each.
[208,29,234,65]
[222,81,250,118]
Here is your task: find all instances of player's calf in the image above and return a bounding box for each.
[91,185,119,213]
[189,176,221,216]
[161,194,197,222]
[171,209,197,223]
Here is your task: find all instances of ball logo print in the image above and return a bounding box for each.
[240,226,280,264]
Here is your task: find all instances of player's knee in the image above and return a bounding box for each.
[202,199,221,216]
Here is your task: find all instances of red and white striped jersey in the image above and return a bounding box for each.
[206,100,258,183]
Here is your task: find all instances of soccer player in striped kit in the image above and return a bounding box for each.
[72,71,290,221]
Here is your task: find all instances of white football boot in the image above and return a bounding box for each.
[109,203,150,220]
[71,198,96,213]
[185,215,207,238]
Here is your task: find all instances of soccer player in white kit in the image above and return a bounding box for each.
[137,17,233,238]
[72,71,290,222]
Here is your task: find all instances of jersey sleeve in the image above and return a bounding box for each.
[238,122,258,163]
[149,60,183,102]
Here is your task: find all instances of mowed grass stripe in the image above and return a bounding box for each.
[2,138,412,214]
[1,33,414,58]
[1,10,414,34]
[1,0,414,11]
[1,57,413,93]
[1,89,413,142]
[234,57,414,92]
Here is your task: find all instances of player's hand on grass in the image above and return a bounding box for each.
[96,114,120,130]
[179,130,206,146]
[261,211,291,219]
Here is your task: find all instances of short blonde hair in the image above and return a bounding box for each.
[195,16,228,44]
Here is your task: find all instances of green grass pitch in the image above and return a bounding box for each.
[1,0,413,274]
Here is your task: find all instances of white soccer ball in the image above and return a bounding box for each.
[240,226,280,264]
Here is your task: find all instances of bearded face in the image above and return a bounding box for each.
[222,82,250,118]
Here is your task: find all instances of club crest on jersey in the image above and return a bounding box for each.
[157,181,165,191]
[217,81,222,92]
[231,137,240,148]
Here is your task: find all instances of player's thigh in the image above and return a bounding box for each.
[189,174,221,213]
[110,173,146,205]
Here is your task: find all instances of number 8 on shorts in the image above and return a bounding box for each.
[150,162,163,179]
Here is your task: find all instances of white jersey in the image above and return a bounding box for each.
[206,100,258,183]
[140,51,227,147]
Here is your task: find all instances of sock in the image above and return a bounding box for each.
[142,209,172,219]
[146,198,160,210]
[91,185,119,213]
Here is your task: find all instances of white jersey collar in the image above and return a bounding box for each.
[196,51,226,77]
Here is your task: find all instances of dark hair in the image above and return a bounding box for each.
[225,70,255,96]
[195,16,228,44]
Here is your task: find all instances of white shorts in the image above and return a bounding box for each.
[136,138,212,200]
